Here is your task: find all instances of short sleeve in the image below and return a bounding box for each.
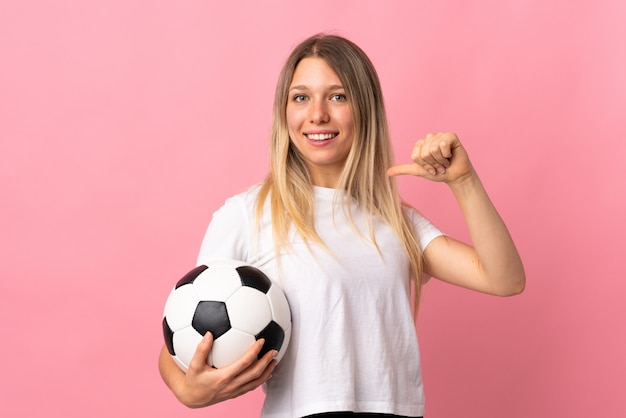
[196,195,251,266]
[404,208,445,250]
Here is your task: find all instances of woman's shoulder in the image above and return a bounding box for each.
[402,204,445,249]
[221,183,263,208]
[401,203,429,224]
[205,183,264,233]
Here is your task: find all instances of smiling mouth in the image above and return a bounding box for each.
[306,133,338,141]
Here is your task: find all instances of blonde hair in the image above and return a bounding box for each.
[255,34,425,314]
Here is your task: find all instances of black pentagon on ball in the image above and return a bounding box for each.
[192,300,231,339]
[256,320,285,358]
[162,317,175,355]
[236,265,272,293]
[175,265,208,289]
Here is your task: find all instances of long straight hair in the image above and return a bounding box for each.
[255,34,425,314]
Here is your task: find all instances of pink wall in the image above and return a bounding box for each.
[1,1,624,417]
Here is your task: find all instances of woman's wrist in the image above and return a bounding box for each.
[447,168,481,196]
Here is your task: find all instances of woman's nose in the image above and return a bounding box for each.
[309,100,330,124]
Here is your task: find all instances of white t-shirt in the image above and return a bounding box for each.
[197,185,443,418]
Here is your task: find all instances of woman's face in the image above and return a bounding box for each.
[286,57,354,188]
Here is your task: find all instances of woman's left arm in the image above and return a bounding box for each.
[388,132,525,296]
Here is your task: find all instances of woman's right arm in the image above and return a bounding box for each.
[158,332,278,408]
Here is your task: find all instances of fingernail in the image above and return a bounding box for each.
[272,350,279,358]
[437,166,445,174]
[428,168,436,176]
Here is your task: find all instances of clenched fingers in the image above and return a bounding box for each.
[411,133,456,175]
[388,132,471,183]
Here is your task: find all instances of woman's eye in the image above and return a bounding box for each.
[331,94,347,102]
[293,94,307,102]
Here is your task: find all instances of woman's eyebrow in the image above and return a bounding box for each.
[288,84,344,92]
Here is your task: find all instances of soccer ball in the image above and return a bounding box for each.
[162,260,292,371]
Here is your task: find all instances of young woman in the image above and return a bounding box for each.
[158,33,525,418]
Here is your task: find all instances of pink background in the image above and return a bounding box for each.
[1,1,624,417]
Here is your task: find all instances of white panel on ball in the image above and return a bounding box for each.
[193,266,243,302]
[226,287,272,335]
[267,284,291,331]
[163,285,200,332]
[172,326,203,372]
[172,355,188,372]
[211,329,257,368]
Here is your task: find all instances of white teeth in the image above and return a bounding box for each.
[306,133,336,141]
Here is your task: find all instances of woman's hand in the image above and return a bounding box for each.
[387,131,525,296]
[387,132,474,184]
[159,333,278,408]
